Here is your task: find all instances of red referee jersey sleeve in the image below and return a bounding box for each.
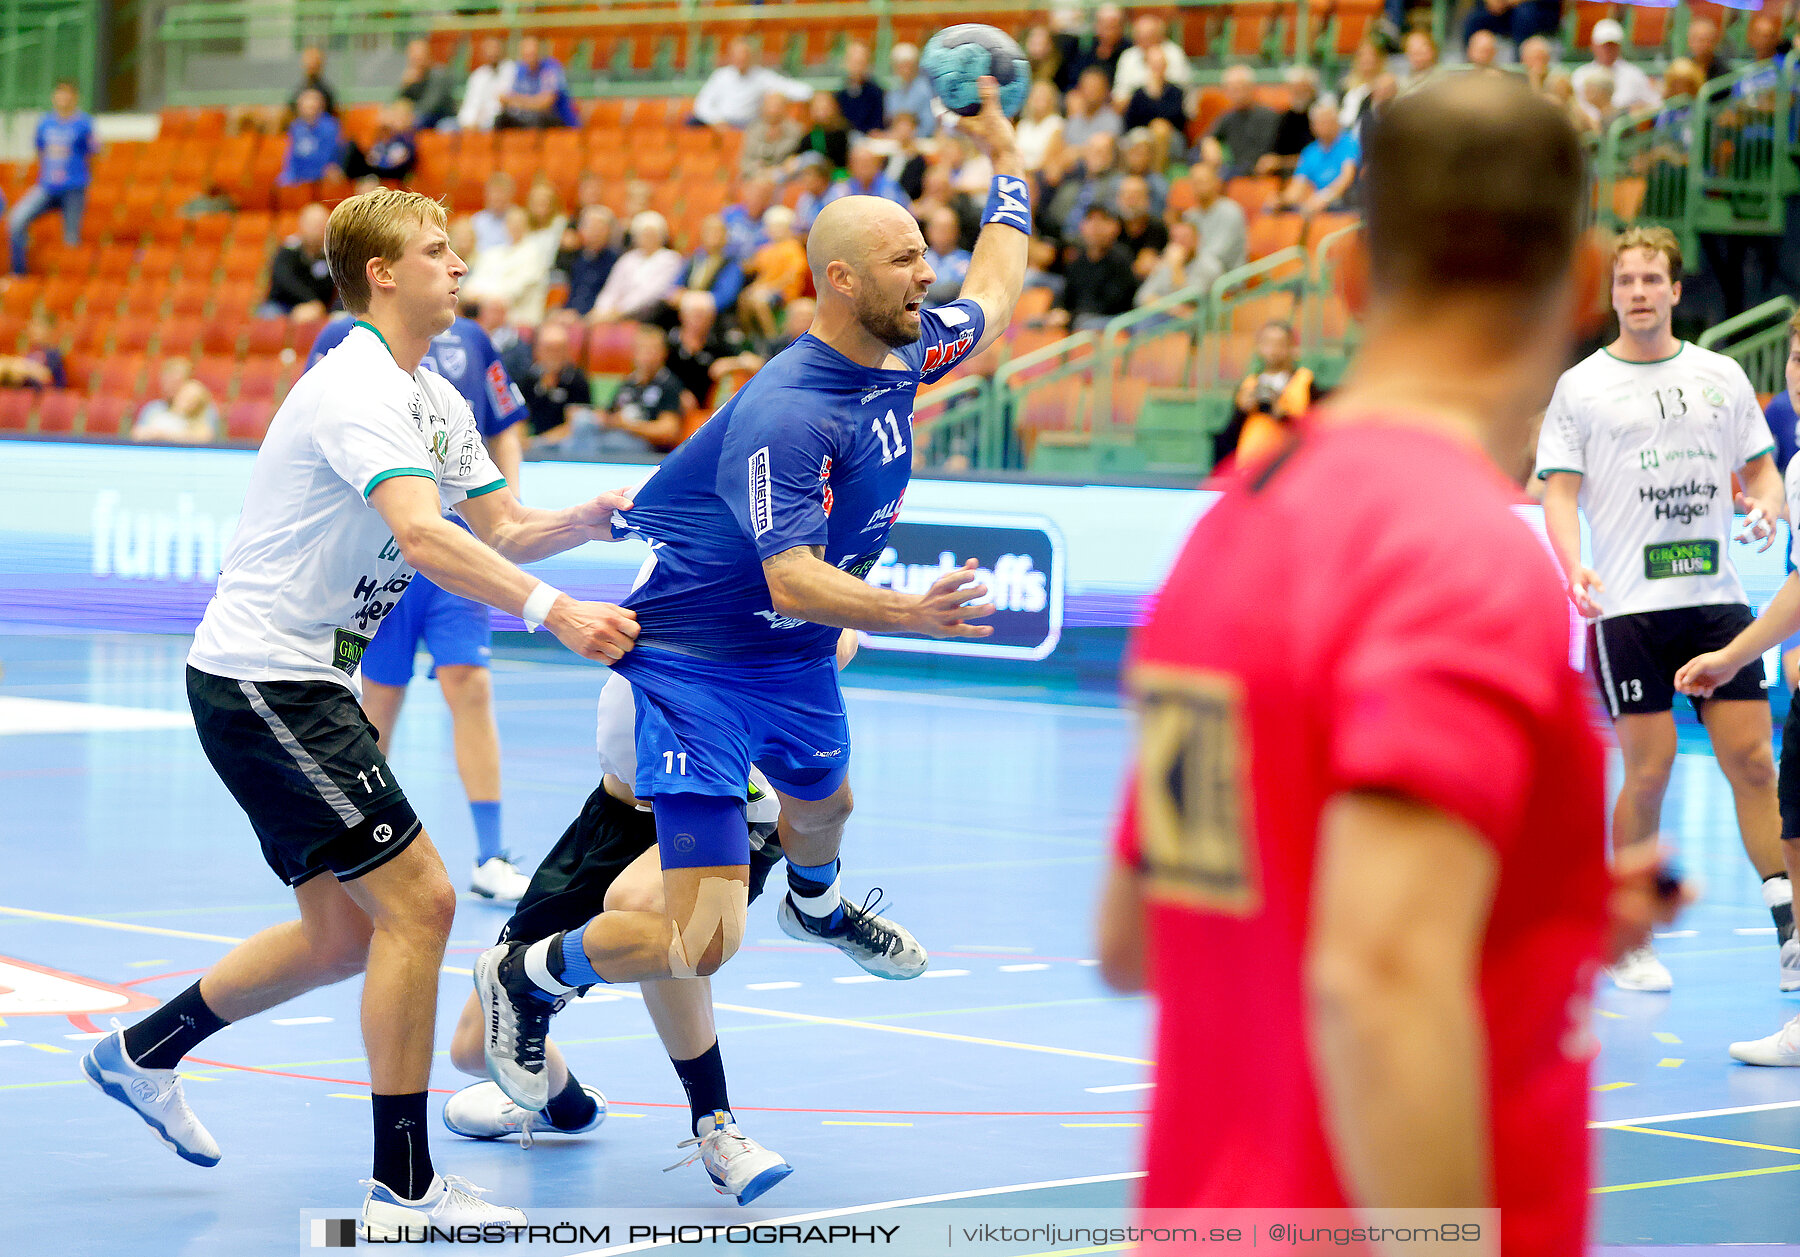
[1112,775,1142,867]
[1326,519,1565,855]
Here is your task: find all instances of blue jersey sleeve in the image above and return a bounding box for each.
[897,299,987,384]
[718,391,844,560]
[304,317,354,373]
[465,323,528,438]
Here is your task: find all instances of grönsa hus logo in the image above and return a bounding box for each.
[91,490,238,580]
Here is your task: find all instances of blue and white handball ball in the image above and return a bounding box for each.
[920,24,1030,118]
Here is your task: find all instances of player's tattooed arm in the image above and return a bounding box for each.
[761,547,995,639]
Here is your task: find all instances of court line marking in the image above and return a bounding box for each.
[573,1171,1148,1256]
[0,905,244,944]
[840,687,1129,719]
[821,1120,912,1127]
[1592,1099,1800,1127]
[1608,1125,1800,1156]
[1593,1164,1800,1194]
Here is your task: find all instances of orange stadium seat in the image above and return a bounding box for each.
[1248,212,1305,260]
[110,320,154,356]
[1019,377,1090,434]
[1226,175,1280,219]
[237,357,286,401]
[159,316,205,357]
[587,323,636,374]
[84,394,135,436]
[169,279,213,317]
[201,318,241,358]
[35,390,81,434]
[193,355,237,400]
[225,399,271,442]
[245,318,287,357]
[0,390,34,430]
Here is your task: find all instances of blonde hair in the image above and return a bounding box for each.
[325,189,448,314]
[1611,224,1683,283]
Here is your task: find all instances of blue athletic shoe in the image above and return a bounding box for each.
[82,1030,221,1167]
[665,1111,793,1205]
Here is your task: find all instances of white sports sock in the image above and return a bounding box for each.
[791,878,842,919]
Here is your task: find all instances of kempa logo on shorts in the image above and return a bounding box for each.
[373,824,393,844]
[748,448,773,537]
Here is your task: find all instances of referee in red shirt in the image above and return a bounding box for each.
[1097,73,1679,1255]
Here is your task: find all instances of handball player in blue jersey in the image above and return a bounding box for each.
[308,314,537,900]
[477,77,1033,1111]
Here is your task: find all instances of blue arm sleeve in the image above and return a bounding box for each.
[467,322,529,437]
[718,393,842,560]
[897,299,987,383]
[304,317,353,373]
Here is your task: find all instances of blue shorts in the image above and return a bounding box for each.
[359,575,493,686]
[614,646,850,821]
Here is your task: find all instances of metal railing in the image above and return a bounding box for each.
[985,330,1097,469]
[1697,295,1797,396]
[0,1,96,111]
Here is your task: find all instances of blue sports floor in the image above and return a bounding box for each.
[3,631,1800,1254]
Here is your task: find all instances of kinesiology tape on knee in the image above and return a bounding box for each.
[666,877,749,979]
[653,791,749,869]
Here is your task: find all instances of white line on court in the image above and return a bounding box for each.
[1085,1083,1153,1094]
[840,687,1129,720]
[1592,1098,1800,1128]
[1000,963,1051,973]
[746,981,801,991]
[571,1171,1149,1256]
[271,1016,333,1026]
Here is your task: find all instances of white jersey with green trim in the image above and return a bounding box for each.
[1534,342,1774,620]
[189,322,504,693]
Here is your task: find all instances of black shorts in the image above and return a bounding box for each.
[187,666,422,888]
[1780,695,1800,840]
[1588,604,1767,717]
[498,785,659,946]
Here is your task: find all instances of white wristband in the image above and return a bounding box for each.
[521,582,562,633]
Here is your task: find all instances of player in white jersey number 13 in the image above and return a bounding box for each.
[1535,226,1797,996]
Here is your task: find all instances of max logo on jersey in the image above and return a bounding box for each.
[921,330,976,376]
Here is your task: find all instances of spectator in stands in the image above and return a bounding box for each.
[1357,71,1399,146]
[672,213,745,316]
[398,39,458,130]
[1022,236,1065,303]
[885,43,937,138]
[1339,39,1384,129]
[473,295,528,374]
[518,321,592,452]
[1683,17,1728,83]
[590,210,683,325]
[836,41,886,135]
[1117,129,1169,211]
[618,179,653,229]
[1136,220,1223,306]
[1399,30,1441,93]
[343,99,418,185]
[722,173,775,261]
[470,171,517,254]
[464,206,554,325]
[291,46,337,117]
[795,92,854,176]
[1113,13,1192,106]
[566,171,609,245]
[741,91,804,180]
[1460,0,1561,59]
[1519,34,1555,93]
[1063,65,1125,150]
[1201,64,1282,179]
[948,129,995,198]
[1575,67,1618,132]
[790,152,834,233]
[1182,161,1248,276]
[737,206,808,350]
[3,315,65,388]
[179,183,237,217]
[823,142,911,209]
[596,322,689,453]
[555,204,620,320]
[1659,59,1706,117]
[1122,46,1190,167]
[459,36,510,132]
[1023,25,1072,93]
[277,88,342,186]
[1222,321,1314,466]
[1573,20,1660,113]
[1272,98,1360,214]
[922,206,972,308]
[769,296,815,354]
[7,81,97,275]
[1070,3,1129,90]
[1016,82,1066,176]
[694,36,812,130]
[1271,66,1320,175]
[883,110,930,199]
[1747,12,1785,64]
[132,358,219,445]
[1050,204,1137,331]
[1466,30,1500,70]
[523,177,568,255]
[259,203,334,321]
[498,36,578,128]
[666,290,734,407]
[1115,176,1169,280]
[1544,69,1590,132]
[911,160,980,249]
[1050,131,1122,241]
[449,215,477,269]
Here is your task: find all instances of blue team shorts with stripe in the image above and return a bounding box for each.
[612,645,850,832]
[359,575,493,686]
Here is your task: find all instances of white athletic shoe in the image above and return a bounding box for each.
[1730,1014,1800,1066]
[442,1080,606,1147]
[777,889,928,980]
[81,1030,221,1167]
[473,943,559,1111]
[1782,936,1800,993]
[361,1173,525,1240]
[470,856,532,902]
[665,1111,793,1205]
[1607,944,1673,993]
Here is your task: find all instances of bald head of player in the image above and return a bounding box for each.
[805,195,936,366]
[1326,70,1598,464]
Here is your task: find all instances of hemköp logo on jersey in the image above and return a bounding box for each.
[859,509,1065,660]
